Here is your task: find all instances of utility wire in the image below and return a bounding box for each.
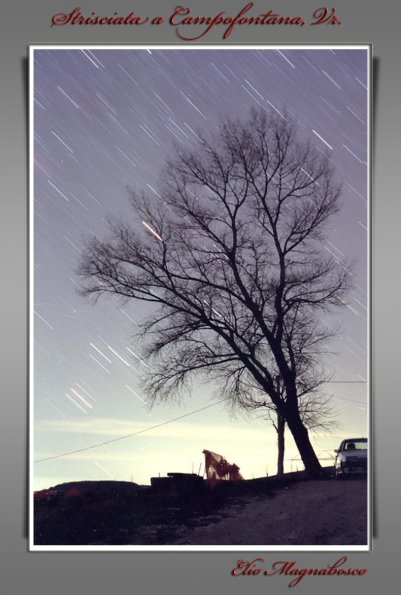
[325,381,366,384]
[325,380,368,404]
[335,396,367,404]
[35,380,368,463]
[34,397,229,463]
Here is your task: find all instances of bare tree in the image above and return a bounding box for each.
[231,368,337,478]
[262,392,337,478]
[78,109,351,478]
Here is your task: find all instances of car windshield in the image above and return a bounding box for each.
[343,440,367,450]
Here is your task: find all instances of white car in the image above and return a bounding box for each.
[334,438,368,478]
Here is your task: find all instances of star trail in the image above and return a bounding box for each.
[32,47,369,488]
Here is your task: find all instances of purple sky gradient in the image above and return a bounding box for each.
[33,47,368,488]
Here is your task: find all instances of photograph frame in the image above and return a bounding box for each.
[29,43,372,553]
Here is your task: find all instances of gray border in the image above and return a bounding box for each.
[29,43,372,554]
[1,1,400,594]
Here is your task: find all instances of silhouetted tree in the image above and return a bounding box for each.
[259,389,337,478]
[78,109,351,478]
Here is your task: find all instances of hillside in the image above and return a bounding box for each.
[33,475,368,547]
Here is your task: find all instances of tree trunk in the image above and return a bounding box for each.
[285,408,323,478]
[276,413,285,478]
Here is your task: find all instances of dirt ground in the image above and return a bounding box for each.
[34,477,368,546]
[170,479,368,546]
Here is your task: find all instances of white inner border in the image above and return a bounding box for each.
[29,44,371,553]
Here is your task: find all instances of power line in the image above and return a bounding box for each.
[325,381,366,384]
[325,380,368,404]
[34,397,229,463]
[332,395,367,405]
[35,380,368,463]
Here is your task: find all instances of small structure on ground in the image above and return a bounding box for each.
[203,449,243,484]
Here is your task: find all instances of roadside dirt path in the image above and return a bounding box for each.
[172,479,368,546]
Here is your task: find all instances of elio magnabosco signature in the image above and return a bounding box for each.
[231,556,367,588]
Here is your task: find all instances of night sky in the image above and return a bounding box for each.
[33,47,368,489]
